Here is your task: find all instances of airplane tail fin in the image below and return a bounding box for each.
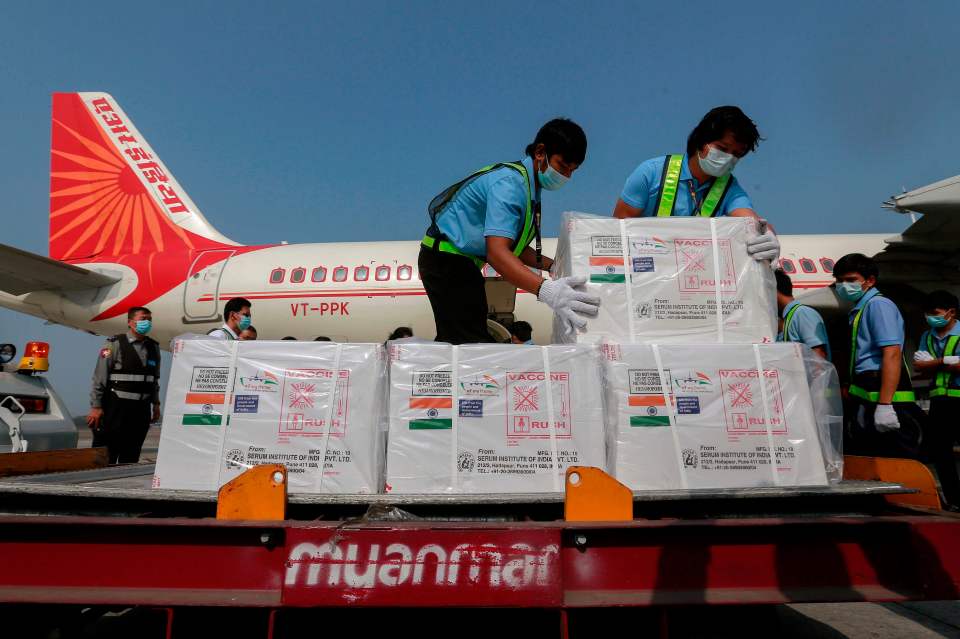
[49,92,239,261]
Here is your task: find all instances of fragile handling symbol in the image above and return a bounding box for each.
[288,382,316,409]
[729,383,753,408]
[513,385,539,412]
[679,247,706,271]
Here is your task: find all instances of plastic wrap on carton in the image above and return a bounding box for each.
[154,338,386,493]
[385,343,606,493]
[602,342,841,490]
[552,212,777,344]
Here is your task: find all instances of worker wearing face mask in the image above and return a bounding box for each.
[207,297,253,340]
[833,253,924,458]
[913,290,960,508]
[613,106,779,263]
[419,119,600,344]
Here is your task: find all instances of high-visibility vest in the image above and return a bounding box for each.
[781,303,805,342]
[422,162,537,268]
[654,154,733,217]
[926,332,960,398]
[848,295,916,403]
[107,334,159,402]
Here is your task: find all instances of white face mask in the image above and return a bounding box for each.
[698,146,739,178]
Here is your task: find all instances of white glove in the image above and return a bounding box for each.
[746,220,780,262]
[945,356,960,366]
[874,404,900,432]
[914,350,935,362]
[538,276,601,332]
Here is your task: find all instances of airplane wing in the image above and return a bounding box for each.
[0,243,120,295]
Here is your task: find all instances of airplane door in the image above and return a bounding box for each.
[183,250,235,322]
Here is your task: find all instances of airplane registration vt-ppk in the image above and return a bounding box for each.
[0,93,949,348]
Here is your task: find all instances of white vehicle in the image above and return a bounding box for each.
[0,92,952,347]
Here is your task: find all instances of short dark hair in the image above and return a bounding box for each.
[243,325,257,334]
[924,290,959,313]
[223,297,251,323]
[686,106,762,158]
[833,253,879,281]
[313,336,332,341]
[774,269,793,297]
[282,336,297,340]
[127,306,151,320]
[388,327,413,341]
[510,321,533,342]
[525,118,587,165]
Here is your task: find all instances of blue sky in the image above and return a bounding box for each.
[2,0,958,415]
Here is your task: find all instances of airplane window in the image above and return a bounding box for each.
[290,267,306,284]
[779,259,797,274]
[355,266,369,281]
[820,258,835,273]
[800,258,816,274]
[397,265,412,281]
[269,268,285,284]
[311,266,327,282]
[333,266,348,282]
[375,265,391,281]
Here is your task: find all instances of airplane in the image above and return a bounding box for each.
[0,92,943,350]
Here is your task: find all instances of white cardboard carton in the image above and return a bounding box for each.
[553,212,777,344]
[386,343,606,493]
[154,339,386,494]
[602,342,829,490]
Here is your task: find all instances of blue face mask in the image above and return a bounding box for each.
[237,314,252,331]
[926,314,951,329]
[836,281,865,302]
[538,159,569,191]
[134,319,152,335]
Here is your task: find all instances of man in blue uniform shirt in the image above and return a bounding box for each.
[834,253,923,457]
[913,290,960,508]
[775,269,831,360]
[613,106,779,263]
[419,119,599,344]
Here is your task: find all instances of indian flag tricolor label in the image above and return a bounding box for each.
[628,394,671,427]
[589,256,626,283]
[409,397,453,430]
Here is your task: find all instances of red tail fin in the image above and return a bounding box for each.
[50,92,238,261]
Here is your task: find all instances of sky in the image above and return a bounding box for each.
[2,0,959,416]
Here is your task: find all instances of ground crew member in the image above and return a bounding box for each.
[613,106,779,262]
[510,321,534,344]
[419,119,599,344]
[207,297,252,340]
[86,306,161,464]
[834,253,923,457]
[775,269,831,360]
[913,290,960,508]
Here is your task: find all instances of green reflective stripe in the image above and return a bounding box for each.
[504,162,535,259]
[849,304,864,378]
[656,155,684,217]
[782,304,802,342]
[932,334,960,394]
[421,235,485,268]
[848,385,916,403]
[698,173,731,217]
[931,388,960,398]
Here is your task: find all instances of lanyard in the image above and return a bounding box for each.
[687,179,707,215]
[533,199,542,268]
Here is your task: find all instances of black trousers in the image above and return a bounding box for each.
[929,396,960,507]
[93,396,152,464]
[418,246,494,345]
[843,395,924,459]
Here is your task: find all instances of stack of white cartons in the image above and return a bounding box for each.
[154,338,386,494]
[602,342,829,489]
[552,212,777,345]
[385,343,605,493]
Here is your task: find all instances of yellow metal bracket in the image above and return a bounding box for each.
[564,466,633,522]
[216,464,288,521]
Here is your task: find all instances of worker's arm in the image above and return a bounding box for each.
[811,345,828,360]
[517,246,552,272]
[613,198,643,219]
[878,344,903,404]
[87,343,112,429]
[486,237,545,294]
[728,207,760,220]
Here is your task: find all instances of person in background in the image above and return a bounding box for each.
[388,327,414,341]
[314,336,332,341]
[510,320,534,345]
[775,269,831,360]
[239,325,258,341]
[834,253,923,458]
[913,290,960,509]
[86,306,161,464]
[208,297,252,340]
[282,336,297,341]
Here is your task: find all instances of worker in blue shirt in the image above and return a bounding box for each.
[613,106,780,263]
[419,119,599,344]
[834,253,923,457]
[775,270,831,360]
[913,290,960,508]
